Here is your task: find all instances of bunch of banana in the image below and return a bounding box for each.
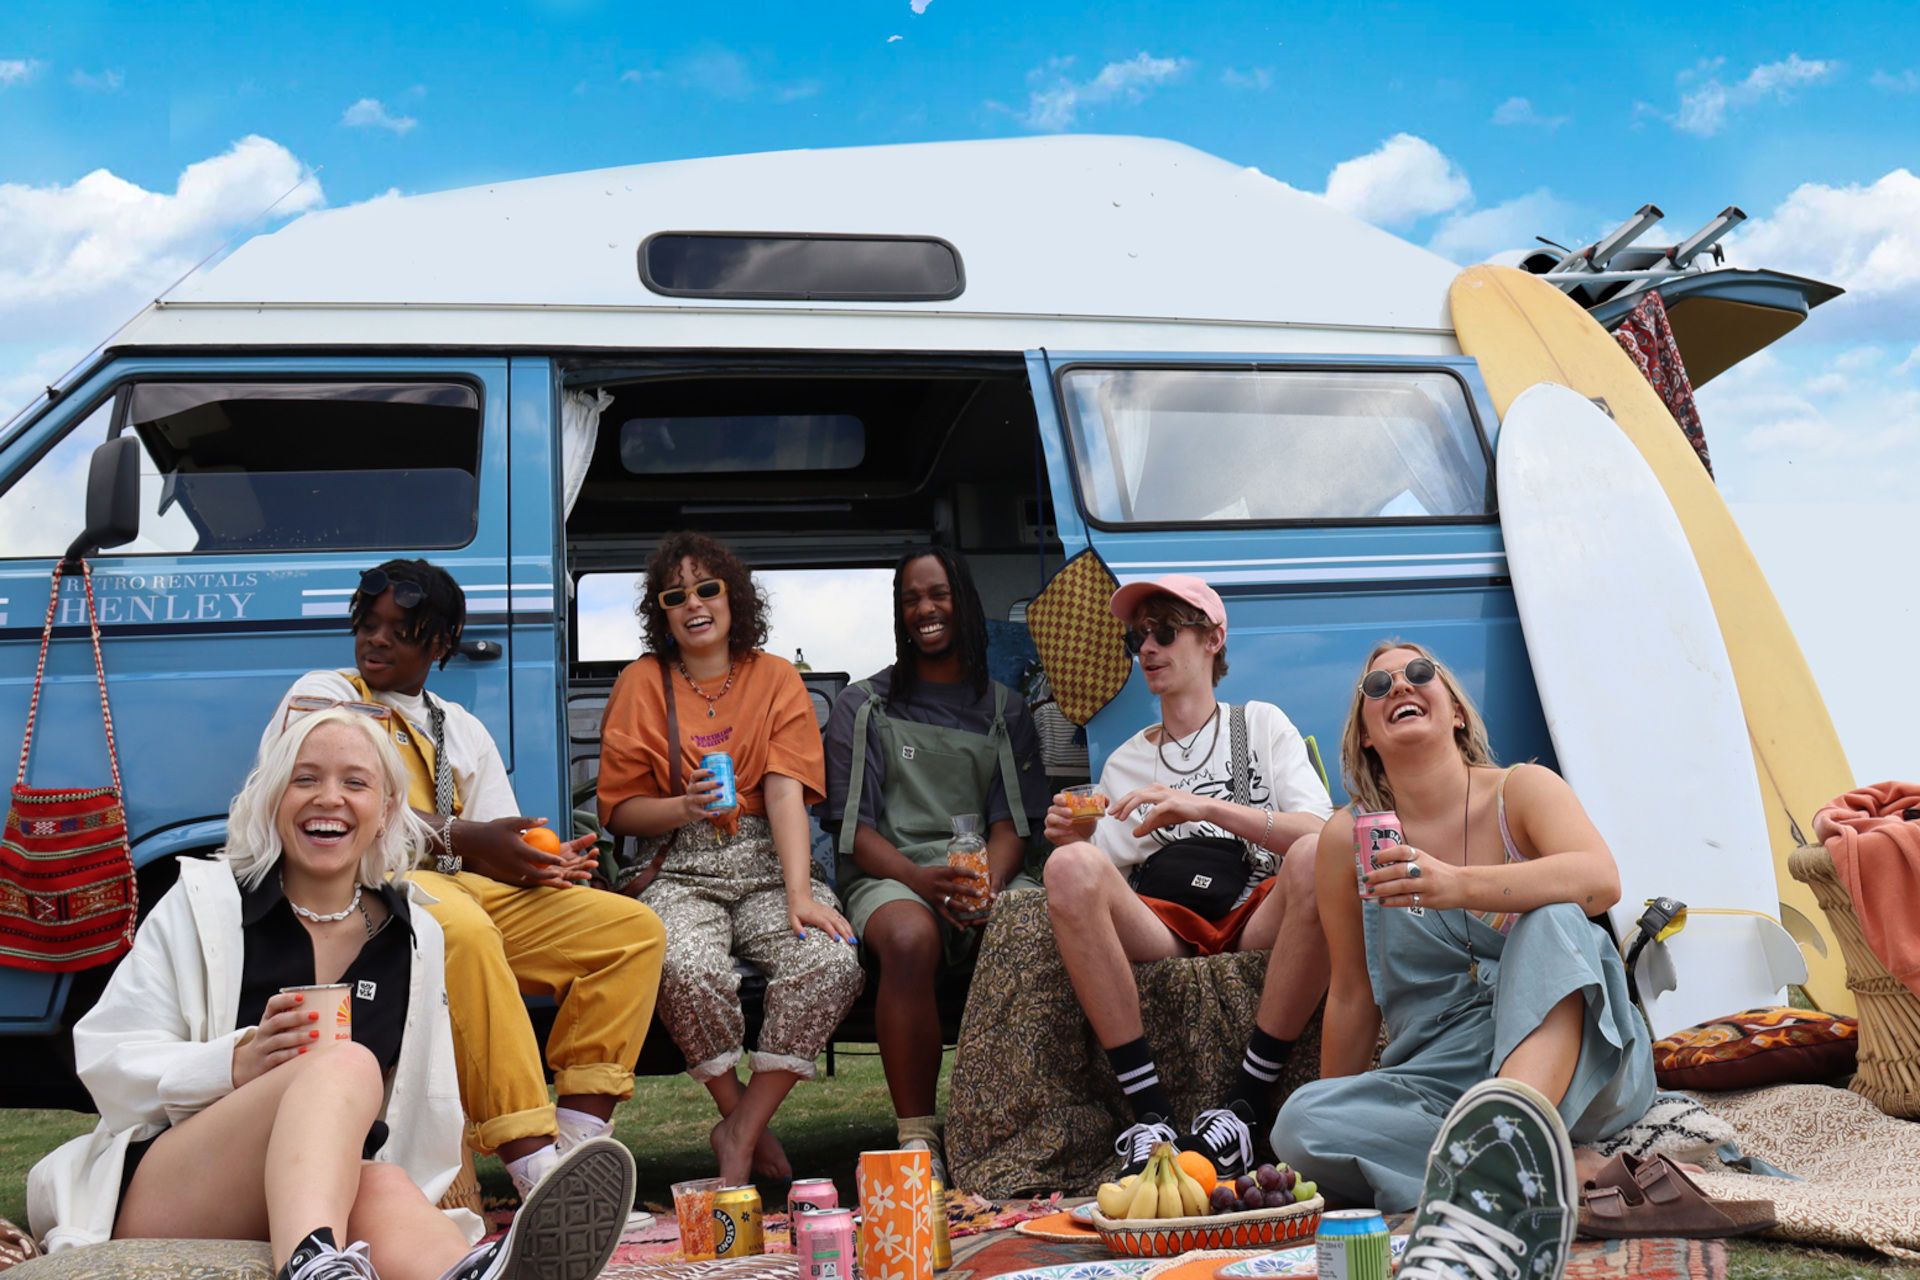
[1093,1143,1210,1219]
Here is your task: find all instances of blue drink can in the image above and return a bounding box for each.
[1314,1208,1390,1280]
[702,751,738,811]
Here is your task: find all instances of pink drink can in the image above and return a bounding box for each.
[794,1207,856,1280]
[788,1179,839,1246]
[1352,810,1403,898]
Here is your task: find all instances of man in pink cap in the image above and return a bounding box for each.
[1042,574,1333,1180]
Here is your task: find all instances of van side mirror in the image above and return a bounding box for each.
[62,436,142,568]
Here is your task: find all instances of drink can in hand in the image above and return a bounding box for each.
[1351,811,1402,900]
[702,751,738,811]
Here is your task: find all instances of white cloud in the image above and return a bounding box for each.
[1427,189,1580,264]
[1726,168,1920,337]
[1871,69,1920,93]
[1011,52,1190,132]
[1321,133,1471,229]
[1490,96,1566,128]
[683,49,755,98]
[1222,67,1272,90]
[0,59,41,87]
[1671,54,1838,137]
[0,136,324,358]
[69,68,122,92]
[910,0,933,12]
[341,97,418,136]
[888,35,904,43]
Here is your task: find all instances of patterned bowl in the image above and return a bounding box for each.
[1089,1198,1325,1257]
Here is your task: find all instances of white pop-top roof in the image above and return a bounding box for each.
[119,135,1464,355]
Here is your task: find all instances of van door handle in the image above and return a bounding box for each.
[459,640,503,662]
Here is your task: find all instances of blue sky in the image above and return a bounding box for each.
[1,0,1916,776]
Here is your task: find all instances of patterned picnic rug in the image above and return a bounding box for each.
[1689,1083,1920,1258]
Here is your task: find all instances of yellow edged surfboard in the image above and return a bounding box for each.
[1449,265,1856,1014]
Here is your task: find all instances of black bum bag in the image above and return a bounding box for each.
[1129,835,1250,921]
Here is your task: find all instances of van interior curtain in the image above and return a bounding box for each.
[561,389,614,519]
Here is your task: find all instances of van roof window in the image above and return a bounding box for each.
[620,414,865,474]
[639,233,964,301]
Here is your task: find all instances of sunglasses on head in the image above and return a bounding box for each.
[358,568,426,610]
[657,578,726,610]
[1122,620,1209,656]
[282,696,393,732]
[1360,657,1438,700]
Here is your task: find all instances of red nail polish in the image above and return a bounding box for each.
[308,1011,319,1021]
[298,1047,307,1054]
[309,1030,319,1039]
[293,994,304,1003]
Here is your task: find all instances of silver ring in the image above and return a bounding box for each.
[1406,860,1424,880]
[943,894,952,908]
[1413,892,1421,906]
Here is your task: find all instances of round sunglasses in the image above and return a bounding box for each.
[358,567,426,610]
[657,578,726,610]
[1360,657,1438,700]
[1122,619,1211,656]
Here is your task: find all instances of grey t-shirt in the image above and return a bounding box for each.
[824,666,1050,834]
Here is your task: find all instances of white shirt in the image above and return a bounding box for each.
[261,670,521,822]
[1090,700,1334,877]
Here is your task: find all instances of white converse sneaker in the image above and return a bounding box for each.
[507,1144,562,1201]
[555,1111,614,1156]
[453,1137,636,1280]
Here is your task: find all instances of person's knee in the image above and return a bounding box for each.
[1043,842,1113,913]
[297,1040,385,1103]
[868,906,941,976]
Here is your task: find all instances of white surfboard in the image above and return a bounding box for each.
[1498,381,1801,1037]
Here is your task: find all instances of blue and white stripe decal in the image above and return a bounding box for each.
[301,583,557,617]
[1107,551,1507,587]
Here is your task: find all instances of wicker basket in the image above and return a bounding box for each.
[1091,1199,1323,1256]
[1788,842,1920,1117]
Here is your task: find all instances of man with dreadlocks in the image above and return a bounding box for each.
[261,559,665,1202]
[825,548,1049,1183]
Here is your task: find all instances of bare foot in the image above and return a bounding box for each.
[711,1111,755,1186]
[1573,1147,1608,1186]
[753,1128,793,1182]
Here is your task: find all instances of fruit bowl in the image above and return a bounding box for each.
[1089,1198,1324,1257]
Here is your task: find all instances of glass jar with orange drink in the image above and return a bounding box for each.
[1061,783,1108,838]
[945,813,989,915]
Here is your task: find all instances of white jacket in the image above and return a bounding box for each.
[27,858,481,1252]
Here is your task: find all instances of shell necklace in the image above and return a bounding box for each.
[285,878,363,924]
[677,658,738,718]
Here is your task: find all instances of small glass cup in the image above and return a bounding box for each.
[1061,784,1108,838]
[945,813,990,914]
[672,1177,723,1260]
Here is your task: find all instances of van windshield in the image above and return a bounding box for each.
[1059,367,1490,525]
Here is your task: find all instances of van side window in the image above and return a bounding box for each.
[1059,368,1491,526]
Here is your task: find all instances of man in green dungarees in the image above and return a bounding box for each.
[825,548,1050,1185]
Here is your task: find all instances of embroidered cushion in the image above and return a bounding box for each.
[1653,1006,1859,1091]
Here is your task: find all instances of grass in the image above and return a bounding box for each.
[5,1052,1915,1278]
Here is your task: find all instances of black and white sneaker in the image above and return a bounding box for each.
[280,1232,379,1280]
[1115,1114,1180,1179]
[443,1136,636,1280]
[1184,1101,1257,1181]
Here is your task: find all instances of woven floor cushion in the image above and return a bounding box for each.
[13,1240,272,1280]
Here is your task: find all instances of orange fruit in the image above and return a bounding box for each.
[1175,1149,1217,1194]
[522,826,564,855]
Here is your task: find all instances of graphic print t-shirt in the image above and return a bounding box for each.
[1091,700,1333,882]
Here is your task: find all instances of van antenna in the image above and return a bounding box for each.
[153,164,325,305]
[0,164,325,439]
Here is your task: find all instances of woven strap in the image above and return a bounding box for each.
[424,692,454,816]
[17,561,123,794]
[1227,702,1251,854]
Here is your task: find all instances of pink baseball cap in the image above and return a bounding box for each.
[1108,574,1227,631]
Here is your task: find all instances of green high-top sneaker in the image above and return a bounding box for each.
[1398,1078,1578,1280]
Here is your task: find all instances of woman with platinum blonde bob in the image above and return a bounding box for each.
[1272,642,1656,1280]
[29,708,635,1280]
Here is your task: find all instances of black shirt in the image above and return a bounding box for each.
[236,874,415,1076]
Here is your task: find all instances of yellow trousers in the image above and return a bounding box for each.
[407,870,666,1153]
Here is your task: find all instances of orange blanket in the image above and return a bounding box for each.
[1821,781,1920,997]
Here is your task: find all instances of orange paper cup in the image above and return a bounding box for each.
[281,983,352,1049]
[857,1148,934,1280]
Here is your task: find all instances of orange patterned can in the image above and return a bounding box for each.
[856,1149,934,1280]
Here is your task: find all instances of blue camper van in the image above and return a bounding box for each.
[0,137,1834,1102]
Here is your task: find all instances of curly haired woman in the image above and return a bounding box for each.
[597,532,863,1185]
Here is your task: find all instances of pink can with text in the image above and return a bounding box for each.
[1352,810,1403,898]
[794,1207,856,1280]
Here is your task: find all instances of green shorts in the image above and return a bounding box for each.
[843,869,1042,970]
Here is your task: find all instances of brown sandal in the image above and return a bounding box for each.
[1578,1152,1777,1240]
